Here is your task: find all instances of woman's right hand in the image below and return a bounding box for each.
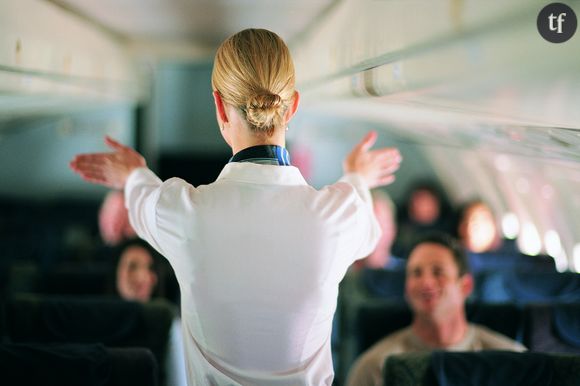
[69,136,146,190]
[343,131,402,189]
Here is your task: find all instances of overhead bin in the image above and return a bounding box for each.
[292,0,580,130]
[0,0,141,117]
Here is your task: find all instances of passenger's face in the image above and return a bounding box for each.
[116,246,158,302]
[405,243,472,318]
[409,190,440,224]
[461,204,497,253]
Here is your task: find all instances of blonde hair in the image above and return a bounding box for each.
[212,29,295,137]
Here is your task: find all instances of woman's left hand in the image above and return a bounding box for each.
[343,131,402,189]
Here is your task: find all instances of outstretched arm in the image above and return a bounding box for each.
[343,131,402,189]
[69,136,146,189]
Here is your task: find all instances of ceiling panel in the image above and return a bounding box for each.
[50,0,336,46]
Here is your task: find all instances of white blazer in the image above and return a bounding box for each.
[125,162,381,386]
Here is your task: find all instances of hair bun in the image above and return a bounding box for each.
[247,93,283,111]
[244,92,285,132]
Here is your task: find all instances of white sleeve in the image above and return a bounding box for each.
[338,172,382,260]
[124,167,165,253]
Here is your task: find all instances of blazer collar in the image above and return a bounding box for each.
[216,162,308,186]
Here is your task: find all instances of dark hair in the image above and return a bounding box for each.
[115,238,159,262]
[399,179,455,226]
[406,180,447,206]
[408,231,470,276]
[105,238,165,299]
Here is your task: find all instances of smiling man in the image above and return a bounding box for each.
[346,232,525,386]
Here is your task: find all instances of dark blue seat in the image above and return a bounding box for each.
[505,272,580,303]
[8,263,111,297]
[0,343,157,386]
[467,243,555,274]
[475,271,580,304]
[383,351,580,386]
[4,296,174,386]
[359,269,406,300]
[524,303,580,354]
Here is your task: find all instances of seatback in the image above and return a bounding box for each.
[7,261,180,306]
[359,269,406,300]
[108,347,159,386]
[336,269,407,382]
[468,251,556,274]
[524,303,580,354]
[0,343,158,386]
[383,351,580,386]
[7,262,109,297]
[475,271,580,304]
[506,272,580,303]
[4,296,174,386]
[40,263,111,296]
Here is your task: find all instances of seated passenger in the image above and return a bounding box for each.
[101,193,182,304]
[346,232,525,386]
[457,200,502,254]
[99,190,137,246]
[393,181,455,257]
[355,189,405,271]
[113,238,187,385]
[113,238,160,302]
[456,200,522,274]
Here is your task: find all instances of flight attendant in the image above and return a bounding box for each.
[70,28,402,386]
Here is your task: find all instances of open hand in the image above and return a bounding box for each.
[69,136,146,189]
[343,131,402,189]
